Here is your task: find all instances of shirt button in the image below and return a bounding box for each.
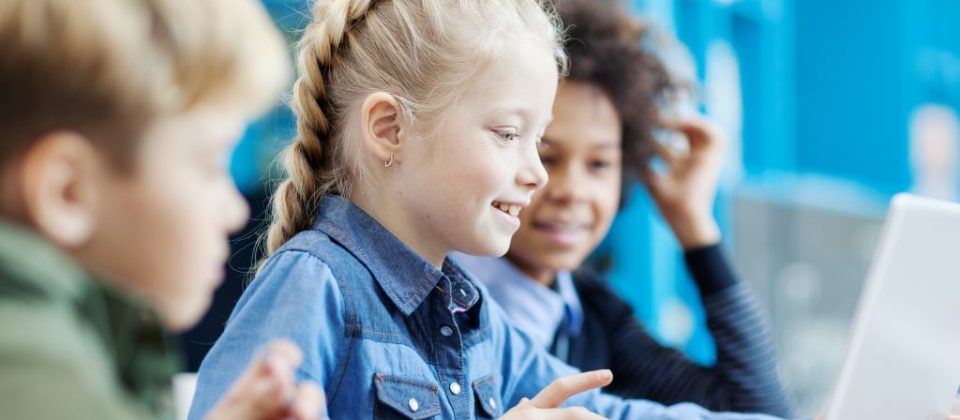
[440,326,453,337]
[449,381,461,395]
[489,398,497,410]
[408,398,419,412]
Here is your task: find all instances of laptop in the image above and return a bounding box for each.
[824,194,960,420]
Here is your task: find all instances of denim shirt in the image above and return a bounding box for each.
[189,195,782,419]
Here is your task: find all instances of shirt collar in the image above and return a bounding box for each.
[312,195,478,316]
[452,253,584,347]
[0,220,90,302]
[555,271,583,337]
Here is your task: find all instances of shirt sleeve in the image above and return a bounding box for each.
[595,282,793,417]
[488,294,786,420]
[683,244,795,416]
[684,243,738,295]
[187,250,346,420]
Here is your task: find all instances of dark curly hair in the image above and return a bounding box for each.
[555,0,683,182]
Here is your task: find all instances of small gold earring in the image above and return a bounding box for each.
[384,152,395,167]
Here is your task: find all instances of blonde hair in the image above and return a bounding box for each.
[0,0,290,169]
[266,0,567,255]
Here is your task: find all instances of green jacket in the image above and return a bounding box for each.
[0,221,179,419]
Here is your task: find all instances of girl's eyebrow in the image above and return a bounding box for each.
[492,107,555,134]
[591,142,619,149]
[541,137,619,147]
[487,105,531,120]
[488,104,551,122]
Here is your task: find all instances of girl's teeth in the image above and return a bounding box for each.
[493,202,521,217]
[540,222,579,231]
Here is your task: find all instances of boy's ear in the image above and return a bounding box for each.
[360,92,406,166]
[19,131,102,248]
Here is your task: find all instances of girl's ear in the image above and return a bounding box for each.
[360,92,406,165]
[19,131,103,248]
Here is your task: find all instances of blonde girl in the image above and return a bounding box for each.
[189,0,783,418]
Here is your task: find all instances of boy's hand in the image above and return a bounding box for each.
[501,370,613,419]
[644,116,726,250]
[206,339,325,420]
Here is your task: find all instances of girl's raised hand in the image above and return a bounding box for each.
[644,116,726,250]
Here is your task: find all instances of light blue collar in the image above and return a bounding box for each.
[451,253,583,349]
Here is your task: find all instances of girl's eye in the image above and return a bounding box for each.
[495,130,520,142]
[590,160,612,170]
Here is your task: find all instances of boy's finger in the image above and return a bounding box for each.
[290,381,325,420]
[216,340,304,417]
[220,375,287,419]
[235,339,302,385]
[529,370,613,409]
[262,339,304,370]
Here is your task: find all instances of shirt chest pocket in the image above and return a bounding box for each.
[472,375,502,418]
[373,374,442,419]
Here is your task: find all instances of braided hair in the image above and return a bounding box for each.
[264,0,568,256]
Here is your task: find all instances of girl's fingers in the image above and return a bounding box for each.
[663,116,718,145]
[529,370,613,409]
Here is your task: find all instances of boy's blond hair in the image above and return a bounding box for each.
[266,0,567,255]
[0,0,290,169]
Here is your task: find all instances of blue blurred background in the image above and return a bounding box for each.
[182,1,960,417]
